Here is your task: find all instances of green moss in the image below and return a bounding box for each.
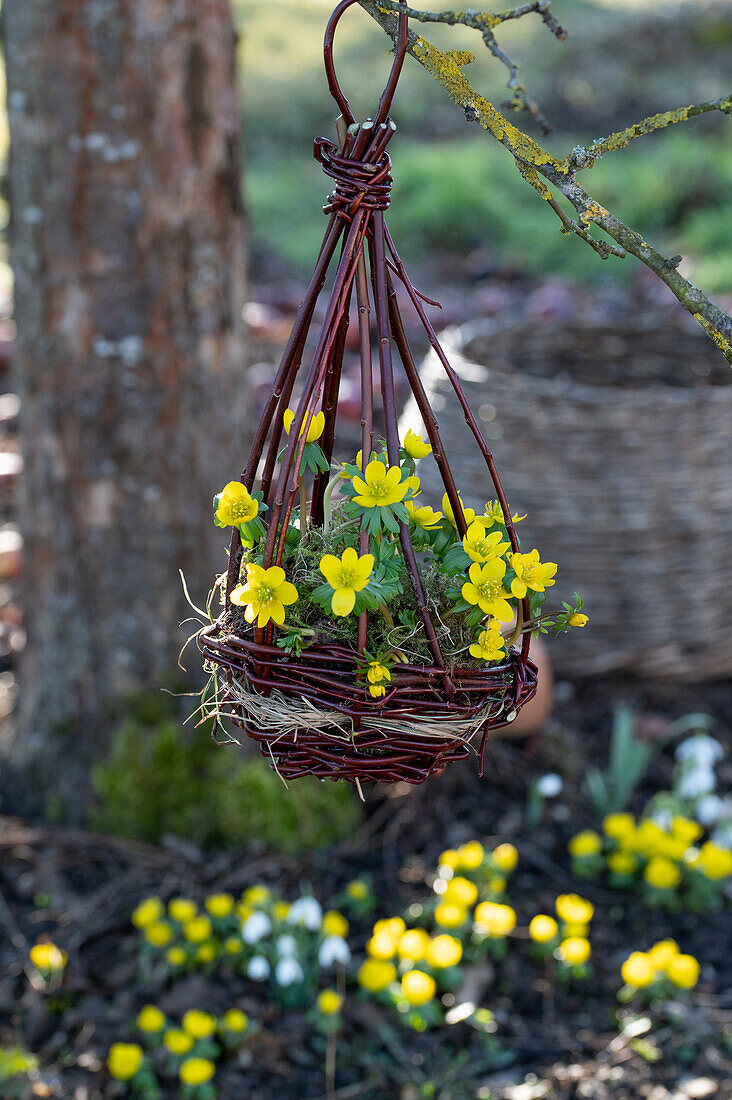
[91,694,362,852]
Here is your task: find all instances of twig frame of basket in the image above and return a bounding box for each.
[200,622,538,783]
[199,0,539,784]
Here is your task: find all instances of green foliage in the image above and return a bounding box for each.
[91,695,361,853]
[0,1046,37,1097]
[585,707,660,815]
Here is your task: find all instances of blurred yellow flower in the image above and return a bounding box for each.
[136,1005,166,1033]
[434,903,469,929]
[182,1010,216,1039]
[602,813,636,842]
[322,910,349,938]
[665,953,700,989]
[367,931,397,960]
[492,843,518,873]
[401,969,436,1006]
[555,894,594,925]
[425,935,462,969]
[131,897,164,929]
[183,916,213,944]
[243,885,272,906]
[558,937,591,965]
[648,939,679,970]
[168,898,197,924]
[644,856,681,891]
[144,921,173,948]
[621,952,655,989]
[163,1029,194,1056]
[374,918,406,938]
[316,989,343,1016]
[205,893,235,919]
[222,1009,248,1032]
[180,1057,215,1086]
[29,943,67,972]
[357,958,396,992]
[230,563,298,628]
[196,943,217,964]
[457,841,484,870]
[697,841,732,880]
[273,901,291,920]
[346,879,369,900]
[224,937,243,955]
[443,877,478,907]
[166,946,187,967]
[608,851,636,875]
[568,831,602,858]
[438,849,461,870]
[474,902,516,937]
[403,429,432,459]
[397,928,430,962]
[107,1043,143,1081]
[671,816,703,845]
[283,407,325,443]
[529,915,558,944]
[216,481,258,527]
[319,548,374,616]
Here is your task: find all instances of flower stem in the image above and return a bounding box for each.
[299,475,308,540]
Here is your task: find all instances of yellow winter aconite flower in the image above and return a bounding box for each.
[283,407,325,442]
[462,560,514,622]
[29,943,67,972]
[319,547,374,616]
[164,1029,194,1055]
[666,953,700,989]
[145,921,173,947]
[644,856,681,891]
[457,841,485,870]
[273,901,291,921]
[555,894,594,925]
[224,936,243,955]
[367,660,391,689]
[403,429,432,459]
[608,851,636,875]
[169,898,198,924]
[183,916,213,944]
[492,843,518,873]
[474,902,516,937]
[558,937,591,965]
[374,917,406,938]
[205,893,235,919]
[671,816,703,845]
[322,910,349,938]
[425,935,462,969]
[529,915,558,944]
[230,562,298,627]
[603,813,636,842]
[367,930,398,960]
[352,461,410,508]
[648,939,679,969]
[136,1005,166,1033]
[317,989,343,1015]
[401,969,436,1006]
[346,879,369,900]
[697,841,732,880]
[442,876,478,907]
[469,620,507,663]
[442,491,485,529]
[222,1009,248,1032]
[357,958,396,992]
[405,500,443,528]
[216,481,258,527]
[196,943,217,964]
[483,500,526,527]
[621,952,655,989]
[634,820,667,856]
[463,522,510,564]
[397,928,430,961]
[568,613,589,627]
[509,549,557,598]
[434,902,469,929]
[243,884,272,906]
[132,897,164,929]
[569,830,602,857]
[438,849,461,870]
[107,1043,143,1081]
[180,1057,215,1086]
[182,1010,216,1040]
[166,946,187,966]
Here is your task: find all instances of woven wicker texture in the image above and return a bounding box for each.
[402,314,732,679]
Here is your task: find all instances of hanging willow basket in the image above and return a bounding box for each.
[198,0,565,785]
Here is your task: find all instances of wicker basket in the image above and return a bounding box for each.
[402,313,732,679]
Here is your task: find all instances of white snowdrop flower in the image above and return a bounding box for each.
[651,807,673,830]
[275,957,304,987]
[677,763,716,800]
[696,794,725,826]
[318,935,351,967]
[675,733,723,767]
[276,934,297,957]
[287,897,322,931]
[536,773,562,798]
[247,955,270,981]
[242,911,272,944]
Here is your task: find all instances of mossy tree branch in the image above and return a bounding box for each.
[360,0,732,363]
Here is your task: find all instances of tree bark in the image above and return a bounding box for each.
[2,0,247,819]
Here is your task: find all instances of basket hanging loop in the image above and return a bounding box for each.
[323,0,409,127]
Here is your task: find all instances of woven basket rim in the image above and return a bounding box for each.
[439,318,732,406]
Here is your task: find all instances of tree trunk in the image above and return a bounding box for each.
[2,0,247,819]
